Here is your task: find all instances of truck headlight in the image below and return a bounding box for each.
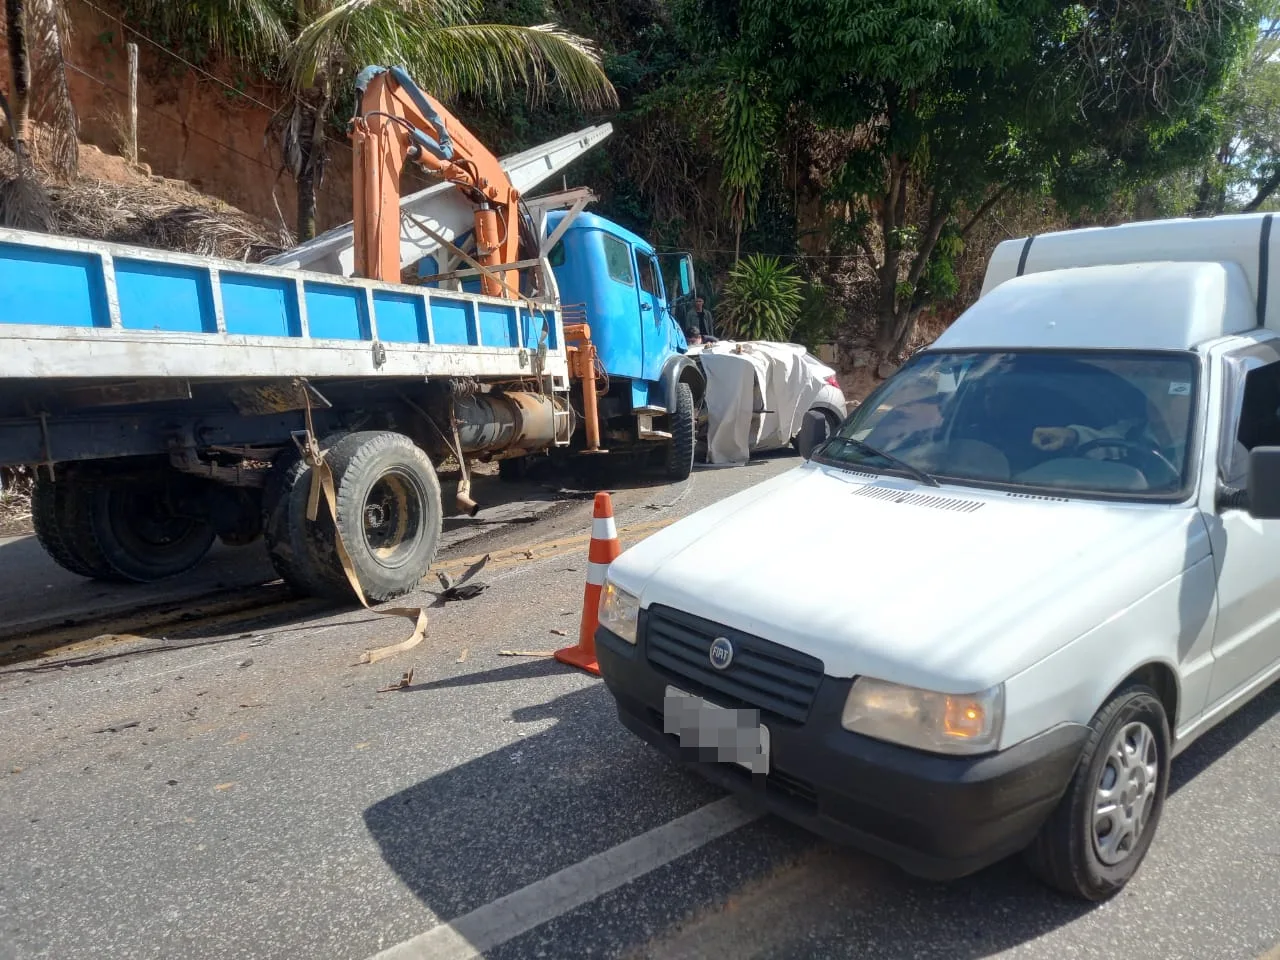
[840,678,1003,755]
[598,580,640,644]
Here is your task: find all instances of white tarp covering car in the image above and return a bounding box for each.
[692,341,847,464]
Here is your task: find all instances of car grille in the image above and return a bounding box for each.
[644,605,824,723]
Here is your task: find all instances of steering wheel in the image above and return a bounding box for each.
[1075,436,1180,486]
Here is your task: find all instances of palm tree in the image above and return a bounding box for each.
[3,0,32,165]
[127,0,617,240]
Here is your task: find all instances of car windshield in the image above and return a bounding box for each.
[817,350,1199,498]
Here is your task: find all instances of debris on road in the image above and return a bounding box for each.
[551,628,568,637]
[434,555,491,602]
[376,668,415,692]
[237,658,254,668]
[91,720,140,734]
[456,648,469,663]
[246,637,269,648]
[499,650,555,658]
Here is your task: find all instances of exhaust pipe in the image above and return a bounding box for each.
[455,473,480,517]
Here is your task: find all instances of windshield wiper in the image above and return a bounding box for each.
[820,436,941,487]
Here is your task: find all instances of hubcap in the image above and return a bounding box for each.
[360,469,424,569]
[1092,720,1159,866]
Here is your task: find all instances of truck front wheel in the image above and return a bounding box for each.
[289,431,443,603]
[1023,685,1170,900]
[664,381,696,482]
[88,478,216,582]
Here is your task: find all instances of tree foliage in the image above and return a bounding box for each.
[720,253,805,341]
[678,0,1261,355]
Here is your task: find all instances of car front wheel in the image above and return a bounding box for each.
[1024,684,1171,900]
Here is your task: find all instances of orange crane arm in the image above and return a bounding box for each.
[349,66,522,298]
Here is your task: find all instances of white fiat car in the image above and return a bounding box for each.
[593,213,1280,900]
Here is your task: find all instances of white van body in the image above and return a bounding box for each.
[593,213,1280,901]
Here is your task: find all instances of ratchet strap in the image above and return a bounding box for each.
[299,385,430,666]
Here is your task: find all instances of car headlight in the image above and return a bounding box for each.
[840,678,1003,755]
[598,580,640,644]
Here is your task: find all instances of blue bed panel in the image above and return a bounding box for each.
[373,290,429,343]
[431,297,475,346]
[305,283,370,341]
[0,243,110,328]
[115,259,217,333]
[221,273,301,338]
[479,303,520,348]
[520,308,560,351]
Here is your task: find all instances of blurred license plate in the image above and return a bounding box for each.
[663,686,769,775]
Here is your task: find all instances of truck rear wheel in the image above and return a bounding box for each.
[262,450,336,598]
[288,431,443,603]
[88,478,216,582]
[31,476,120,581]
[664,381,696,482]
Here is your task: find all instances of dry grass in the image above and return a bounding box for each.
[0,134,292,261]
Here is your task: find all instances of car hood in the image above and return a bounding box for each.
[609,463,1207,690]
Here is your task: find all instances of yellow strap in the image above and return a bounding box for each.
[299,383,429,665]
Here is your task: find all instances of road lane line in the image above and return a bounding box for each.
[1258,943,1280,960]
[368,796,761,960]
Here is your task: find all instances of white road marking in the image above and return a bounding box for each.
[368,796,761,960]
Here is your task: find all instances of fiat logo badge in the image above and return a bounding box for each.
[708,637,734,671]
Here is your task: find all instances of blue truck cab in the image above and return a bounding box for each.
[546,211,701,417]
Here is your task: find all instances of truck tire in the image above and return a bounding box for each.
[664,381,696,482]
[31,476,120,580]
[289,431,443,603]
[88,479,217,582]
[1023,684,1170,901]
[262,450,336,598]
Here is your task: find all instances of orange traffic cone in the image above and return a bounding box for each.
[555,491,622,676]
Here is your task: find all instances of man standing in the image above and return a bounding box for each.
[681,297,716,344]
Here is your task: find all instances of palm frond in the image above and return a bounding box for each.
[405,23,617,110]
[289,0,482,89]
[123,0,289,65]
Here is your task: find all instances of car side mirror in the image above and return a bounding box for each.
[797,409,831,459]
[1247,446,1280,519]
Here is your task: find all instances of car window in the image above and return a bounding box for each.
[637,253,661,298]
[819,349,1198,499]
[603,235,634,287]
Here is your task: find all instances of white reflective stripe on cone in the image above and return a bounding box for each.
[587,561,610,586]
[592,517,618,541]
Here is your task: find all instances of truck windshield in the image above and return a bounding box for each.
[818,350,1199,499]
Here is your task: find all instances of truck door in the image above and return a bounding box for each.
[1203,338,1280,711]
[659,253,697,339]
[635,249,668,384]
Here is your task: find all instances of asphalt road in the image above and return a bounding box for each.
[1,453,1278,960]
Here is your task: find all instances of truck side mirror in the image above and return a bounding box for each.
[679,256,696,299]
[797,410,831,459]
[1247,447,1280,519]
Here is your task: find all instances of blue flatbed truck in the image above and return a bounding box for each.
[0,197,706,601]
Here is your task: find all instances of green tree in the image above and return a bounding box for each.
[1193,15,1280,215]
[679,0,1260,357]
[125,0,616,240]
[720,253,804,341]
